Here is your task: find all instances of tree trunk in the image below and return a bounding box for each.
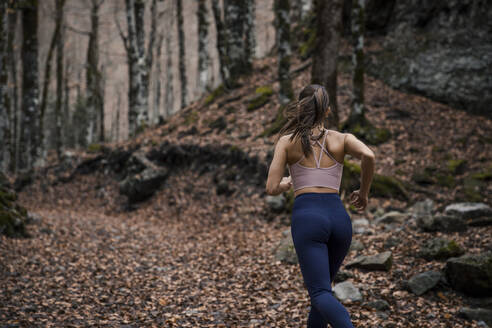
[275,0,293,105]
[197,0,210,94]
[164,1,175,117]
[223,0,252,86]
[348,0,365,124]
[311,0,343,129]
[244,0,255,69]
[19,1,40,171]
[211,0,230,88]
[7,10,18,173]
[55,0,65,160]
[39,0,64,162]
[154,32,164,125]
[0,0,9,171]
[176,0,187,108]
[86,0,101,145]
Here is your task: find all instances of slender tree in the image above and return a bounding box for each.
[348,0,365,124]
[223,0,253,86]
[311,0,343,129]
[275,0,293,105]
[119,0,157,137]
[244,0,255,71]
[197,0,210,94]
[7,10,18,172]
[211,0,230,88]
[0,0,9,170]
[39,0,65,162]
[19,0,40,171]
[164,0,175,117]
[55,0,65,159]
[176,0,187,108]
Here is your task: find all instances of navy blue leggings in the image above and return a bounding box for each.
[291,193,354,328]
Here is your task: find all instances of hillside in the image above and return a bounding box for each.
[2,37,492,327]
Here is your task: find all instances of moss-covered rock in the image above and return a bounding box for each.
[435,173,456,188]
[247,86,274,112]
[204,84,225,106]
[258,105,288,138]
[87,143,102,153]
[0,171,29,238]
[447,159,466,175]
[341,160,409,200]
[341,116,391,145]
[470,163,492,181]
[418,237,465,261]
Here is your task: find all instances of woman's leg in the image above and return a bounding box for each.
[291,197,354,328]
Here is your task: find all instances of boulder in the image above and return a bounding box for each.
[416,213,467,232]
[352,218,370,234]
[333,270,354,283]
[273,233,298,265]
[374,211,408,225]
[119,167,169,204]
[445,252,492,297]
[444,202,492,219]
[349,239,365,252]
[333,281,363,303]
[417,237,465,261]
[345,251,393,271]
[406,271,442,296]
[265,194,286,213]
[407,198,434,217]
[458,307,492,326]
[363,299,391,311]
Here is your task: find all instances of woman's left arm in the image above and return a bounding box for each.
[265,136,292,195]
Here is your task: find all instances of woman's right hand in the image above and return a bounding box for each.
[349,189,368,211]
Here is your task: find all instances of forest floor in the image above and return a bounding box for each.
[1,38,492,327]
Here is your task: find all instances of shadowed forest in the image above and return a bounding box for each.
[1,0,492,327]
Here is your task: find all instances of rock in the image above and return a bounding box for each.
[406,271,442,296]
[119,167,169,203]
[417,237,465,261]
[265,194,286,213]
[468,217,492,227]
[383,236,400,249]
[333,281,363,303]
[345,251,393,271]
[352,218,370,234]
[333,270,354,283]
[349,239,364,252]
[445,252,492,297]
[444,202,492,219]
[458,307,492,326]
[407,198,434,217]
[363,299,391,311]
[274,233,298,265]
[374,211,408,225]
[416,213,467,232]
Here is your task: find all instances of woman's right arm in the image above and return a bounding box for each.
[344,133,375,198]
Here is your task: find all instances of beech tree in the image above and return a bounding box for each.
[348,0,365,125]
[176,0,186,108]
[197,0,210,94]
[211,0,230,88]
[119,0,158,137]
[275,0,293,105]
[311,0,343,129]
[19,0,40,171]
[0,0,8,171]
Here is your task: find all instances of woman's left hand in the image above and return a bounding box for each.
[279,176,292,193]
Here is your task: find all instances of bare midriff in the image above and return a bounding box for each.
[294,186,338,198]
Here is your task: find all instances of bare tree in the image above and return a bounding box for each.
[197,0,210,94]
[275,0,293,105]
[39,0,65,162]
[119,0,158,137]
[7,10,19,172]
[19,0,40,171]
[86,0,104,145]
[211,0,230,88]
[176,0,187,108]
[0,0,9,171]
[311,0,343,129]
[54,0,65,159]
[347,0,365,125]
[164,0,175,117]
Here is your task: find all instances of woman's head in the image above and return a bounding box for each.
[277,84,331,156]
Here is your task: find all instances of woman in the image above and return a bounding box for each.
[265,84,375,327]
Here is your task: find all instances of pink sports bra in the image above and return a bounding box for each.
[288,129,344,192]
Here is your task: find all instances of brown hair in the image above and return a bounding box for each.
[277,84,331,157]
